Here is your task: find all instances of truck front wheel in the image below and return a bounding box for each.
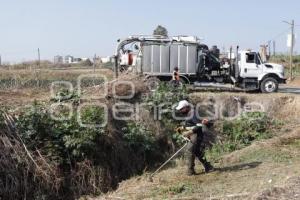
[260,77,278,93]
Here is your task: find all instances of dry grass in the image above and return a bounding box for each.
[253,177,300,200]
[88,92,300,200]
[0,71,155,199]
[287,76,300,86]
[0,68,113,81]
[1,67,300,199]
[0,68,114,106]
[189,92,300,123]
[221,126,300,164]
[0,113,64,199]
[81,73,148,100]
[92,127,300,200]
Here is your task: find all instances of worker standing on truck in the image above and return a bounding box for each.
[175,100,214,176]
[171,67,180,87]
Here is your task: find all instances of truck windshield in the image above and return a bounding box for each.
[257,53,264,64]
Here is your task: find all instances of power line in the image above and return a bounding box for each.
[263,28,290,45]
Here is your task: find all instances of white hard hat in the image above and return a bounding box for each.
[176,100,190,110]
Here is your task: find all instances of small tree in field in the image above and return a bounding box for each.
[153,25,168,37]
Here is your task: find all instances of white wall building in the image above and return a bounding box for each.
[100,56,111,64]
[64,55,74,64]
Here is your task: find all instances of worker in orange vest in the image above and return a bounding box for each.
[172,67,180,87]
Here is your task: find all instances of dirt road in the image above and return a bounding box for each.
[279,86,300,94]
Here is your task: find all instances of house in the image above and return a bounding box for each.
[100,56,111,64]
[54,55,63,64]
[72,58,82,64]
[64,55,74,64]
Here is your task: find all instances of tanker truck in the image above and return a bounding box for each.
[114,35,286,93]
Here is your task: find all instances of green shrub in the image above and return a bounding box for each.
[122,122,159,165]
[223,112,271,146]
[146,82,188,105]
[207,112,280,161]
[16,102,106,163]
[145,83,188,146]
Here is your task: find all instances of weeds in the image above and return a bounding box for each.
[163,183,186,194]
[238,148,293,163]
[207,112,281,162]
[269,54,300,76]
[146,83,188,146]
[122,122,159,166]
[1,87,169,199]
[16,101,106,163]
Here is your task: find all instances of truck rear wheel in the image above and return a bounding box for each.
[146,77,160,91]
[168,78,185,89]
[260,77,278,93]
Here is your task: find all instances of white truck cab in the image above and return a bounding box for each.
[238,50,286,93]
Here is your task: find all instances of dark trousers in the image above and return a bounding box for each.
[186,134,210,171]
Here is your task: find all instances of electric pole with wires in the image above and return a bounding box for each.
[273,40,276,56]
[283,20,295,80]
[37,48,41,68]
[267,40,271,59]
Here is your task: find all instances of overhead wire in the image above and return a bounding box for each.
[263,27,290,45]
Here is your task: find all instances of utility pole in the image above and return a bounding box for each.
[0,54,2,66]
[93,54,96,73]
[37,48,40,68]
[283,20,295,80]
[114,56,118,78]
[273,40,276,56]
[267,40,271,59]
[291,20,295,80]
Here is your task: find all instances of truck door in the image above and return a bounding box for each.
[242,52,263,77]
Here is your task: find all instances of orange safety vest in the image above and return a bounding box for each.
[173,71,179,81]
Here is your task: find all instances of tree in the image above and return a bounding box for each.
[153,25,168,37]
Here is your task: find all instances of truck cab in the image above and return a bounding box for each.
[238,50,286,93]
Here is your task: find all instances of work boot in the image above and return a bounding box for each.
[187,169,196,176]
[198,157,214,173]
[204,163,214,173]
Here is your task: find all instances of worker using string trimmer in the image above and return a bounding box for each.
[175,100,214,176]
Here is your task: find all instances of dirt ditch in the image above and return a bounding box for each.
[1,75,300,200]
[92,91,300,200]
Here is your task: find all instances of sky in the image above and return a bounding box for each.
[0,0,299,63]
